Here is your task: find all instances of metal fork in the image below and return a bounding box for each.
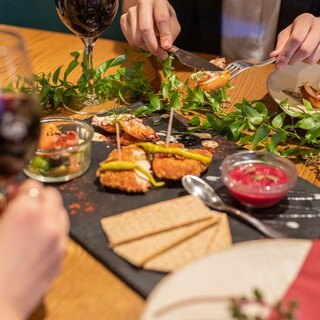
[226,57,277,79]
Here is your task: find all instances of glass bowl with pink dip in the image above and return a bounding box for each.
[220,151,297,208]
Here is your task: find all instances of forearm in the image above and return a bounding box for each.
[122,0,139,12]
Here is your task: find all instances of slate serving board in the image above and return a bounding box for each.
[54,113,320,299]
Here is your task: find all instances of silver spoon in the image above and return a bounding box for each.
[181,175,288,239]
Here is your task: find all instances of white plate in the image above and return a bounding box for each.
[267,62,320,113]
[141,239,311,320]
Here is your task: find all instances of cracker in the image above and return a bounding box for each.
[143,214,232,272]
[113,216,219,267]
[206,214,233,253]
[101,195,213,247]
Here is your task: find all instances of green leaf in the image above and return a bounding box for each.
[305,125,320,142]
[252,125,270,149]
[279,100,305,117]
[53,88,64,107]
[169,90,180,109]
[255,101,268,116]
[243,105,264,125]
[229,120,246,140]
[269,130,287,152]
[189,116,201,126]
[52,66,63,85]
[149,93,162,110]
[206,113,225,132]
[63,59,79,83]
[271,112,286,129]
[99,55,126,73]
[70,50,81,60]
[297,114,320,130]
[192,87,205,104]
[39,83,52,98]
[302,98,315,111]
[161,81,172,99]
[252,124,270,148]
[133,105,153,116]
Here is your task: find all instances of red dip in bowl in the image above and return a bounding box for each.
[221,151,297,208]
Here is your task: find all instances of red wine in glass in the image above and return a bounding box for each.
[0,94,40,183]
[0,29,40,209]
[55,0,119,112]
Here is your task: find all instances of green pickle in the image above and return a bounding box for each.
[30,154,71,177]
[135,142,212,164]
[30,155,50,172]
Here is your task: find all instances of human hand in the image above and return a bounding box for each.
[0,179,69,320]
[120,0,181,60]
[271,13,320,70]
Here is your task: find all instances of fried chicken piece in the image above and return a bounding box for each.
[97,145,152,193]
[152,144,212,180]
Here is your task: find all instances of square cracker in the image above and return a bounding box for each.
[101,195,214,247]
[143,214,232,272]
[113,216,220,267]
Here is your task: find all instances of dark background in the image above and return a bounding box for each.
[0,0,125,42]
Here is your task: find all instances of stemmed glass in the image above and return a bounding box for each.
[55,0,119,114]
[0,29,40,209]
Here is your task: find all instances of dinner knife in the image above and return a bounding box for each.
[167,45,224,72]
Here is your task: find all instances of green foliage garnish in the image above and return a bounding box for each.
[230,288,298,320]
[32,50,320,176]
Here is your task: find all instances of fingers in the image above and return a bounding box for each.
[120,7,148,51]
[154,1,180,48]
[137,0,164,56]
[8,179,70,237]
[120,0,181,60]
[273,14,320,70]
[40,186,70,236]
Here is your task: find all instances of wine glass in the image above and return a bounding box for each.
[55,0,119,114]
[0,29,40,209]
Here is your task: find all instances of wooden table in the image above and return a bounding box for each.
[1,24,318,320]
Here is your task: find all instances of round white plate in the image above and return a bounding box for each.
[267,62,320,113]
[141,239,311,320]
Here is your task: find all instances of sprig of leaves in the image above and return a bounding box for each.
[32,50,320,175]
[230,288,298,320]
[154,288,298,319]
[189,98,320,153]
[34,50,155,111]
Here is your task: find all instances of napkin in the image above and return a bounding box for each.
[268,240,320,320]
[101,195,232,272]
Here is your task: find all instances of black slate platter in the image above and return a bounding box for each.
[52,112,320,299]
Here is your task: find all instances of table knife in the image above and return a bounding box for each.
[167,45,224,72]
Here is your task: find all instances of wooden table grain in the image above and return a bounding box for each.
[1,24,318,320]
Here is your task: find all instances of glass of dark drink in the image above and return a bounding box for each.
[55,0,119,114]
[0,29,41,209]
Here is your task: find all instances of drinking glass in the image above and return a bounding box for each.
[55,0,119,114]
[0,29,40,210]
